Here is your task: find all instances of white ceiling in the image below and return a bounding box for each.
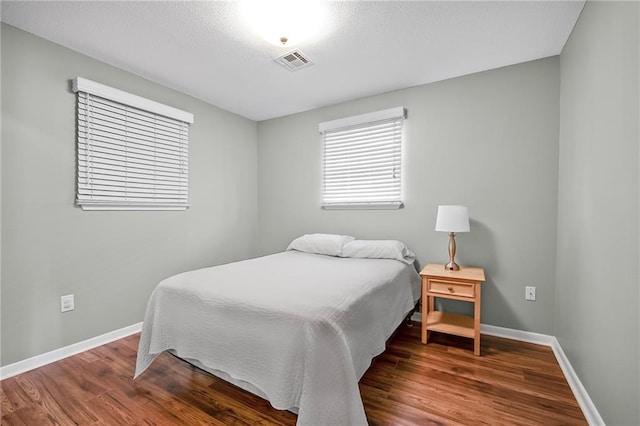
[1,1,584,121]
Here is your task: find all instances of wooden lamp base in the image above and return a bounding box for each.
[444,232,460,271]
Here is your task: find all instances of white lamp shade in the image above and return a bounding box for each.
[435,205,470,233]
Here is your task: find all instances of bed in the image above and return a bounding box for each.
[135,234,421,425]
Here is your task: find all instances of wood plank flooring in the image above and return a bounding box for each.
[1,323,586,425]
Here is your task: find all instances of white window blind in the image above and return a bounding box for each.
[319,107,406,210]
[73,77,194,211]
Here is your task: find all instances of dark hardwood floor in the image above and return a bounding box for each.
[1,323,586,425]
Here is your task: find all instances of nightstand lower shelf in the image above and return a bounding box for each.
[426,311,475,339]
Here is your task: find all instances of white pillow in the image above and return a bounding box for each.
[286,233,355,257]
[341,240,416,264]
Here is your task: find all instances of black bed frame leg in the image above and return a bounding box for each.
[405,315,413,327]
[405,301,420,327]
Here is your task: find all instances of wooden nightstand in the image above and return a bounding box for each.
[420,264,485,356]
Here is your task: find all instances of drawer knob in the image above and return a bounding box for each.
[448,286,454,293]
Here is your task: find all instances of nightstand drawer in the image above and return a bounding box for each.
[428,279,475,298]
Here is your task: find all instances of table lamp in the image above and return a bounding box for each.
[435,205,470,271]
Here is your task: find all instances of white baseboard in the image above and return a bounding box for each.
[412,315,604,426]
[0,322,142,380]
[480,323,556,345]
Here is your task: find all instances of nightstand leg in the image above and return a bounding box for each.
[425,295,435,343]
[474,288,481,356]
[421,278,427,344]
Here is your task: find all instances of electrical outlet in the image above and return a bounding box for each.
[60,294,74,312]
[525,286,536,301]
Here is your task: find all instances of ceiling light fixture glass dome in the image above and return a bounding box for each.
[241,0,327,46]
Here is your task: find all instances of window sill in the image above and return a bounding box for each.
[77,203,189,211]
[321,202,404,210]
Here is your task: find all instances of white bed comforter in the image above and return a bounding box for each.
[135,251,421,425]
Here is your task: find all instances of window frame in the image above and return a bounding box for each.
[72,77,194,211]
[319,106,406,210]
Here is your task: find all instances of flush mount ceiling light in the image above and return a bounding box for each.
[241,0,327,47]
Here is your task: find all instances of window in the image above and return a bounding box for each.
[72,77,194,211]
[319,107,406,210]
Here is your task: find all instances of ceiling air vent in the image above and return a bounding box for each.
[274,49,314,71]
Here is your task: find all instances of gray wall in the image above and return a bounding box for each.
[556,2,639,424]
[1,24,258,366]
[258,57,560,334]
